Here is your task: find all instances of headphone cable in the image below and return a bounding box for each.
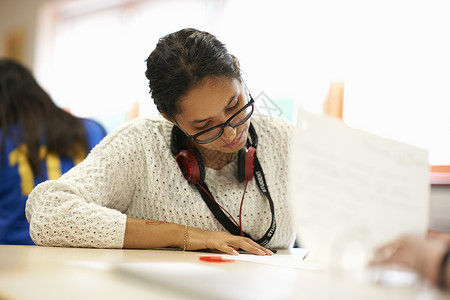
[196,181,249,237]
[238,180,249,236]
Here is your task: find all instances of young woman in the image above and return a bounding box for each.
[26,28,295,255]
[0,58,106,245]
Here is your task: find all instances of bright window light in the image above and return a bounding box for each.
[35,0,450,165]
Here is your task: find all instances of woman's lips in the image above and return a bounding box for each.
[224,131,245,149]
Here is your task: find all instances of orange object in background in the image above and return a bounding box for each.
[323,81,344,119]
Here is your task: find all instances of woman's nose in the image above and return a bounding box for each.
[221,125,237,141]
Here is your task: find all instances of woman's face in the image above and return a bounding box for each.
[174,76,250,154]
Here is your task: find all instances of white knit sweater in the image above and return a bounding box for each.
[26,115,296,249]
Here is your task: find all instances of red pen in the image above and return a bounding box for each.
[199,256,235,262]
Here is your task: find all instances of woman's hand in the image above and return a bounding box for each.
[370,234,449,286]
[185,227,273,256]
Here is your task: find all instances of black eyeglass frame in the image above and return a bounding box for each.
[185,97,255,144]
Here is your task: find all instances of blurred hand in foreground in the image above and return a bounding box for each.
[370,231,450,288]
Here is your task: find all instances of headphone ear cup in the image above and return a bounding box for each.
[237,146,256,182]
[176,148,205,184]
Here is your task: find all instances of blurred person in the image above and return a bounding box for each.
[370,231,450,290]
[0,58,107,245]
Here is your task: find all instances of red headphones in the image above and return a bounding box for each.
[170,123,258,184]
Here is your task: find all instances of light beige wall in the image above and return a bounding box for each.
[0,0,52,69]
[430,186,450,232]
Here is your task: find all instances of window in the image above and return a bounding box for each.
[35,0,450,181]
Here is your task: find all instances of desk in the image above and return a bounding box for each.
[0,245,447,300]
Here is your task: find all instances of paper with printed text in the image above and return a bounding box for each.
[289,109,430,269]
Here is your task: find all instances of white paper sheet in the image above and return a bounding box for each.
[289,109,430,270]
[201,248,318,270]
[116,260,299,300]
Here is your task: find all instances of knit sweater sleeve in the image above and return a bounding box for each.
[25,119,151,248]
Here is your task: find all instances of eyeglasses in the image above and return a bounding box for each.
[184,97,255,144]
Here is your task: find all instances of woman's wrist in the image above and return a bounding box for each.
[438,247,450,290]
[420,240,446,286]
[124,217,187,249]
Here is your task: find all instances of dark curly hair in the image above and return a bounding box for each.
[145,28,241,120]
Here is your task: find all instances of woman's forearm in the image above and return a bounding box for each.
[122,217,273,256]
[123,217,184,249]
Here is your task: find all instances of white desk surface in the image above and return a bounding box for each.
[0,245,448,300]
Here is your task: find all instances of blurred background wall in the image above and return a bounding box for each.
[0,0,48,67]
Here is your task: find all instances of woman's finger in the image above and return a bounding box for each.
[191,228,273,256]
[371,241,401,263]
[229,237,273,256]
[216,243,239,256]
